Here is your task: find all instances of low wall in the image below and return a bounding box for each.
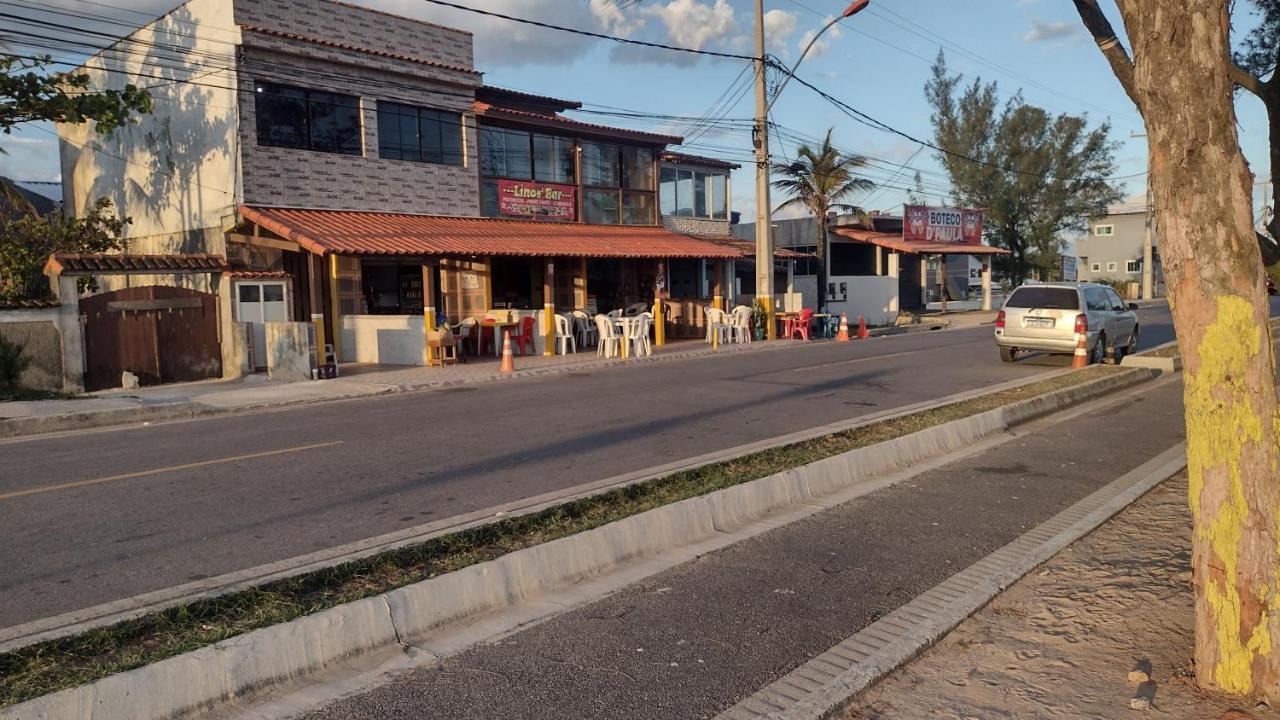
[827,275,898,326]
[340,315,426,365]
[265,322,314,382]
[0,308,65,391]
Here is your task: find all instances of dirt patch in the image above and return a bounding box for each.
[847,475,1275,720]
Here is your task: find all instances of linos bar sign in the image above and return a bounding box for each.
[904,205,984,245]
[498,180,575,219]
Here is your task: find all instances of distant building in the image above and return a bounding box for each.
[1075,202,1163,295]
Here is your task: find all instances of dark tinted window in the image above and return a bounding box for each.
[255,82,361,155]
[376,102,462,165]
[479,127,532,179]
[1106,288,1126,311]
[1005,287,1080,310]
[1085,288,1110,311]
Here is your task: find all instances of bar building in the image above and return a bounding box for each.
[56,0,748,385]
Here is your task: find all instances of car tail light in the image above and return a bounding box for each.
[1074,313,1088,334]
[995,310,1005,329]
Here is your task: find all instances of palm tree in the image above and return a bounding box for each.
[771,129,874,309]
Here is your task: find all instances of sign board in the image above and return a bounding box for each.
[904,205,984,245]
[497,179,575,219]
[1061,255,1078,281]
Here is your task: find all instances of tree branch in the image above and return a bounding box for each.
[1070,0,1142,113]
[1230,62,1267,99]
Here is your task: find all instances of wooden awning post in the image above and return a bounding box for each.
[422,259,438,364]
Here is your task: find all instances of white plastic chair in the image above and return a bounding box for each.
[630,313,653,356]
[607,308,623,319]
[730,306,753,343]
[554,314,576,354]
[704,307,731,345]
[572,310,597,347]
[594,314,621,358]
[624,302,648,317]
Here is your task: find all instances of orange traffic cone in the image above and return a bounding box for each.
[856,314,869,340]
[836,313,850,342]
[500,330,516,373]
[1071,331,1089,368]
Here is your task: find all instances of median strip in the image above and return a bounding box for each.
[0,365,1132,710]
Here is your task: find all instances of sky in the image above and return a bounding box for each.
[1,0,1274,227]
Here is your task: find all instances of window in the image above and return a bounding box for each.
[1126,260,1140,273]
[255,82,362,155]
[788,245,818,276]
[659,167,677,215]
[1094,224,1115,236]
[1005,286,1080,310]
[376,102,462,165]
[1106,288,1127,311]
[621,192,654,225]
[1107,261,1117,271]
[479,127,532,179]
[710,173,727,220]
[1085,288,1111,311]
[621,147,653,190]
[583,189,619,224]
[1091,263,1101,272]
[533,134,575,183]
[676,169,694,216]
[581,141,620,187]
[658,167,729,219]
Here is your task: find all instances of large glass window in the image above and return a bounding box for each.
[533,134,575,184]
[621,192,654,225]
[581,141,619,187]
[659,166,729,219]
[480,126,532,179]
[693,171,708,217]
[675,170,694,216]
[710,173,727,220]
[376,101,462,165]
[583,189,619,224]
[659,167,677,216]
[621,146,654,190]
[255,82,361,155]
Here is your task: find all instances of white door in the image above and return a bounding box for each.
[236,282,289,369]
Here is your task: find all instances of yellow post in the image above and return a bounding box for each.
[308,252,326,368]
[712,259,724,311]
[762,295,776,340]
[422,260,437,364]
[653,260,666,347]
[328,253,341,359]
[543,258,555,356]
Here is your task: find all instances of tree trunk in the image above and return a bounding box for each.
[816,215,828,310]
[1117,0,1280,697]
[1269,98,1279,244]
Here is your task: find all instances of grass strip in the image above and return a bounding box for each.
[0,364,1123,707]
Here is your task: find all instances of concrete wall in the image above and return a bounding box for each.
[265,321,314,381]
[234,0,481,215]
[826,275,898,326]
[58,0,242,268]
[1077,211,1158,284]
[662,216,731,237]
[0,309,65,391]
[340,315,425,365]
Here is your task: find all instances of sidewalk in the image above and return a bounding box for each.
[846,472,1270,720]
[295,369,1188,719]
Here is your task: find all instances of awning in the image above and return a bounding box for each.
[240,206,742,259]
[832,227,1011,256]
[45,253,228,276]
[694,235,814,259]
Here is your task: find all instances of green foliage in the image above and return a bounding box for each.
[0,335,30,390]
[0,198,128,302]
[1234,0,1279,81]
[1,56,152,136]
[925,52,1123,284]
[771,128,874,305]
[751,296,768,332]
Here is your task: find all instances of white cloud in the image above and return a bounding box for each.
[588,0,646,37]
[1023,19,1082,43]
[797,17,843,61]
[648,0,738,52]
[762,8,797,58]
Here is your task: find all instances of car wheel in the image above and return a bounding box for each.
[1127,325,1140,357]
[1091,333,1107,365]
[999,346,1017,363]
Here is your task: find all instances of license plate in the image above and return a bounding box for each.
[1024,317,1054,328]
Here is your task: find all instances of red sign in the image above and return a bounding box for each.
[497,180,575,219]
[903,205,984,245]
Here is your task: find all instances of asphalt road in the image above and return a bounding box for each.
[301,363,1190,720]
[0,301,1206,629]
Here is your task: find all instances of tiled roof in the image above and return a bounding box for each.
[476,86,581,111]
[240,25,482,79]
[832,228,1011,255]
[476,103,682,145]
[661,152,741,170]
[0,298,60,310]
[240,206,742,259]
[694,235,812,259]
[46,254,229,275]
[226,270,292,279]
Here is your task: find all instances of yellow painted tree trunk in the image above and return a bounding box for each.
[1075,0,1280,697]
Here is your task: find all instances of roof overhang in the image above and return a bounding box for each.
[239,206,742,260]
[831,227,1011,256]
[45,253,229,277]
[475,103,682,146]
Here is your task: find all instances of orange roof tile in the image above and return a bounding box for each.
[240,207,742,259]
[45,253,228,275]
[832,227,1011,255]
[475,103,682,145]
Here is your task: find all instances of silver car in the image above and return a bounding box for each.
[994,282,1139,363]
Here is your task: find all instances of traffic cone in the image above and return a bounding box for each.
[856,314,869,340]
[836,313,850,342]
[500,330,516,373]
[1071,331,1089,368]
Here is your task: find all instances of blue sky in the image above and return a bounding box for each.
[2,0,1273,223]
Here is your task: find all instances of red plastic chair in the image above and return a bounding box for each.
[508,316,537,355]
[787,308,815,341]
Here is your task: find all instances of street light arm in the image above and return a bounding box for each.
[764,0,866,115]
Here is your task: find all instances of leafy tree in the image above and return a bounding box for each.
[925,53,1122,284]
[1,56,151,135]
[1073,0,1279,698]
[771,129,873,308]
[0,198,128,302]
[906,170,928,205]
[1231,0,1279,240]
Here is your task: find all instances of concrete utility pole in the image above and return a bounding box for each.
[752,0,775,339]
[1142,186,1154,300]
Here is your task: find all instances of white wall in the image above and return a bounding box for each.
[825,275,898,326]
[341,315,426,365]
[58,0,242,295]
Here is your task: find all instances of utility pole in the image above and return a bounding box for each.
[752,0,775,340]
[1142,185,1154,300]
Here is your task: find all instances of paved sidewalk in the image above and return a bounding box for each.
[299,372,1188,719]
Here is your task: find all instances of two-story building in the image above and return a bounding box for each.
[55,0,743,388]
[1075,202,1162,296]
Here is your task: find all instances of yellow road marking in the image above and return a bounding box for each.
[0,441,344,502]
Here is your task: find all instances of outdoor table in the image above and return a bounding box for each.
[612,316,645,358]
[480,319,519,356]
[775,312,797,338]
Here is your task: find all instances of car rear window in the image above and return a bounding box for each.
[1005,287,1080,310]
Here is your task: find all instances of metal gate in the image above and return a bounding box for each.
[81,286,222,391]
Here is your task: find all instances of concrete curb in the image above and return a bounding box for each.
[1121,338,1181,373]
[0,367,1158,720]
[715,442,1188,720]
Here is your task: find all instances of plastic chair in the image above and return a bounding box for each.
[704,307,731,345]
[786,308,815,341]
[508,316,537,355]
[594,314,621,358]
[572,310,597,347]
[454,317,478,355]
[730,306,753,343]
[607,308,623,319]
[631,312,653,356]
[624,302,648,317]
[554,314,576,354]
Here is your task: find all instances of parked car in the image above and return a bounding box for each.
[994,282,1139,364]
